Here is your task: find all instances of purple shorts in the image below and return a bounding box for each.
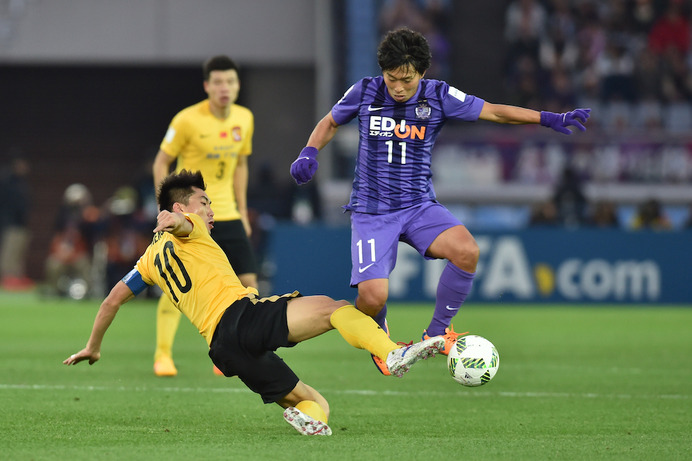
[349,201,462,286]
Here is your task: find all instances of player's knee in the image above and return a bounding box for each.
[333,299,351,308]
[318,296,349,310]
[464,239,480,265]
[356,292,386,315]
[452,239,479,271]
[316,297,350,325]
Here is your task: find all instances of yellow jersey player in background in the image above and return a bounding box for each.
[64,170,444,436]
[152,55,258,377]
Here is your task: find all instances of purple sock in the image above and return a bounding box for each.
[373,304,389,335]
[426,263,475,336]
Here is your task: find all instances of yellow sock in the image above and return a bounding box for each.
[154,295,182,361]
[329,305,398,361]
[296,400,328,423]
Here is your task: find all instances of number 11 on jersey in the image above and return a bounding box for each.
[385,140,407,164]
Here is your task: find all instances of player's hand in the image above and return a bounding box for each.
[153,210,181,233]
[63,348,100,366]
[540,108,591,135]
[290,147,319,184]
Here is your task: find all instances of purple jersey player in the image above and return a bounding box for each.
[290,27,590,376]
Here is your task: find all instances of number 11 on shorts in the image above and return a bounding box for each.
[356,238,376,265]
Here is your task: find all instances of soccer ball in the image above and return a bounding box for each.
[447,335,499,387]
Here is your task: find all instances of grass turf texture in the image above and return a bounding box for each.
[1,291,690,460]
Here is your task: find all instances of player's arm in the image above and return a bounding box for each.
[290,112,340,185]
[153,149,176,189]
[233,155,251,237]
[478,103,540,125]
[63,281,135,366]
[479,102,590,134]
[306,112,340,150]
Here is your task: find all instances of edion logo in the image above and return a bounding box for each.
[369,116,426,139]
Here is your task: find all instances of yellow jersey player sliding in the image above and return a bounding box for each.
[64,170,444,436]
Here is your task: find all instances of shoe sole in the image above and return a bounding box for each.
[370,354,391,376]
[388,337,445,377]
[283,407,332,436]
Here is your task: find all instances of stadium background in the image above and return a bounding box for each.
[1,0,690,304]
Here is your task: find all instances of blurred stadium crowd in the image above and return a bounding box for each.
[1,0,691,296]
[499,0,692,229]
[503,0,692,133]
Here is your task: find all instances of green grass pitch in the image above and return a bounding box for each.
[1,291,690,460]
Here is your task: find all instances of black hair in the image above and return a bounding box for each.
[203,55,239,81]
[377,27,431,75]
[157,170,206,212]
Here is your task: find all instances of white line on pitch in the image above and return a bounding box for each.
[0,383,688,400]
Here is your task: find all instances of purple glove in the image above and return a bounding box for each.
[540,108,591,135]
[290,147,319,184]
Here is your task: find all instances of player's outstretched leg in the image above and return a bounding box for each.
[283,407,332,436]
[386,336,445,377]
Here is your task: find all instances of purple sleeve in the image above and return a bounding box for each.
[441,84,485,121]
[331,83,362,126]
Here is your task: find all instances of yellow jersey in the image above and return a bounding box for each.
[134,213,258,345]
[160,100,253,221]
